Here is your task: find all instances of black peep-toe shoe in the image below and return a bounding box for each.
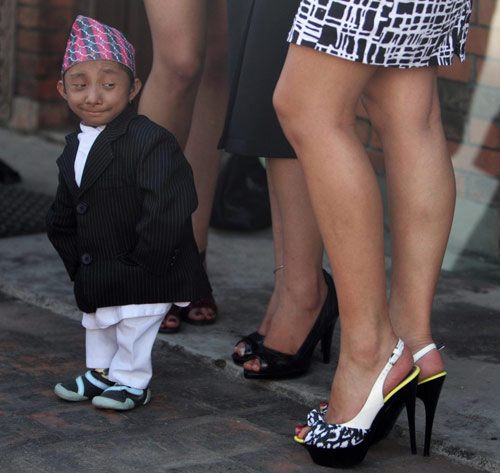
[413,343,447,456]
[295,340,420,468]
[243,269,338,380]
[232,266,284,365]
[232,331,265,365]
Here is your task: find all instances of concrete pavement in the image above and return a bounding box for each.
[0,126,499,472]
[0,293,492,473]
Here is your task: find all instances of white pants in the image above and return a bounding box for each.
[84,313,165,389]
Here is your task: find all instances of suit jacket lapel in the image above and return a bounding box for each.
[78,105,137,194]
[57,133,80,197]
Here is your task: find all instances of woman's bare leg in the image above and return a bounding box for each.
[234,159,284,358]
[274,45,413,424]
[181,0,227,323]
[184,0,227,258]
[363,67,453,379]
[138,0,208,148]
[244,157,327,372]
[139,0,228,325]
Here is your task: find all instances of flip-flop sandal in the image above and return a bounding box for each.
[181,294,217,326]
[158,305,182,333]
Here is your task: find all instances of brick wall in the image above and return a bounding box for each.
[0,0,16,122]
[10,0,75,129]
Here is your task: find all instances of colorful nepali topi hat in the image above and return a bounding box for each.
[61,15,135,77]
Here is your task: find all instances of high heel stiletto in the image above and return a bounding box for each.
[413,343,447,457]
[243,269,338,379]
[295,339,419,468]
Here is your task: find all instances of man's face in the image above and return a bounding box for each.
[57,60,141,127]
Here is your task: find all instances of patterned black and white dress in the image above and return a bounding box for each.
[288,0,472,68]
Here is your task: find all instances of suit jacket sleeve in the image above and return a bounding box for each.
[46,172,79,280]
[129,132,198,276]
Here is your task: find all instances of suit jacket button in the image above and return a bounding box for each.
[81,253,92,265]
[76,202,88,214]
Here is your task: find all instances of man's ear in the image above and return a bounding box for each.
[129,78,142,103]
[57,80,67,101]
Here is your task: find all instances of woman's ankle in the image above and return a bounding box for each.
[414,347,445,380]
[283,271,327,313]
[324,339,412,424]
[257,310,274,336]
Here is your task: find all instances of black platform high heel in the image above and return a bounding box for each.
[243,269,338,379]
[413,343,447,457]
[295,340,419,468]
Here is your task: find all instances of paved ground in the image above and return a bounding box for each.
[0,293,494,473]
[0,126,499,472]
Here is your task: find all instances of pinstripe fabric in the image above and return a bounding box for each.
[46,105,211,313]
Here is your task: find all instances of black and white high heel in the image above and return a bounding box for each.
[413,343,447,456]
[295,339,419,468]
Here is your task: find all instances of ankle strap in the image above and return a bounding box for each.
[413,343,437,362]
[388,339,405,365]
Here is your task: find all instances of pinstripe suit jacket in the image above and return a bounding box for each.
[46,105,211,313]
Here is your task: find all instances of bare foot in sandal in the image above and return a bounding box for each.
[181,295,217,325]
[158,306,182,333]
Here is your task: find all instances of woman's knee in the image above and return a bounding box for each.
[363,70,442,138]
[274,81,358,151]
[361,93,391,139]
[273,79,304,146]
[151,46,205,89]
[365,94,441,144]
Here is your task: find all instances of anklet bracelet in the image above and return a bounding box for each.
[273,264,285,274]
